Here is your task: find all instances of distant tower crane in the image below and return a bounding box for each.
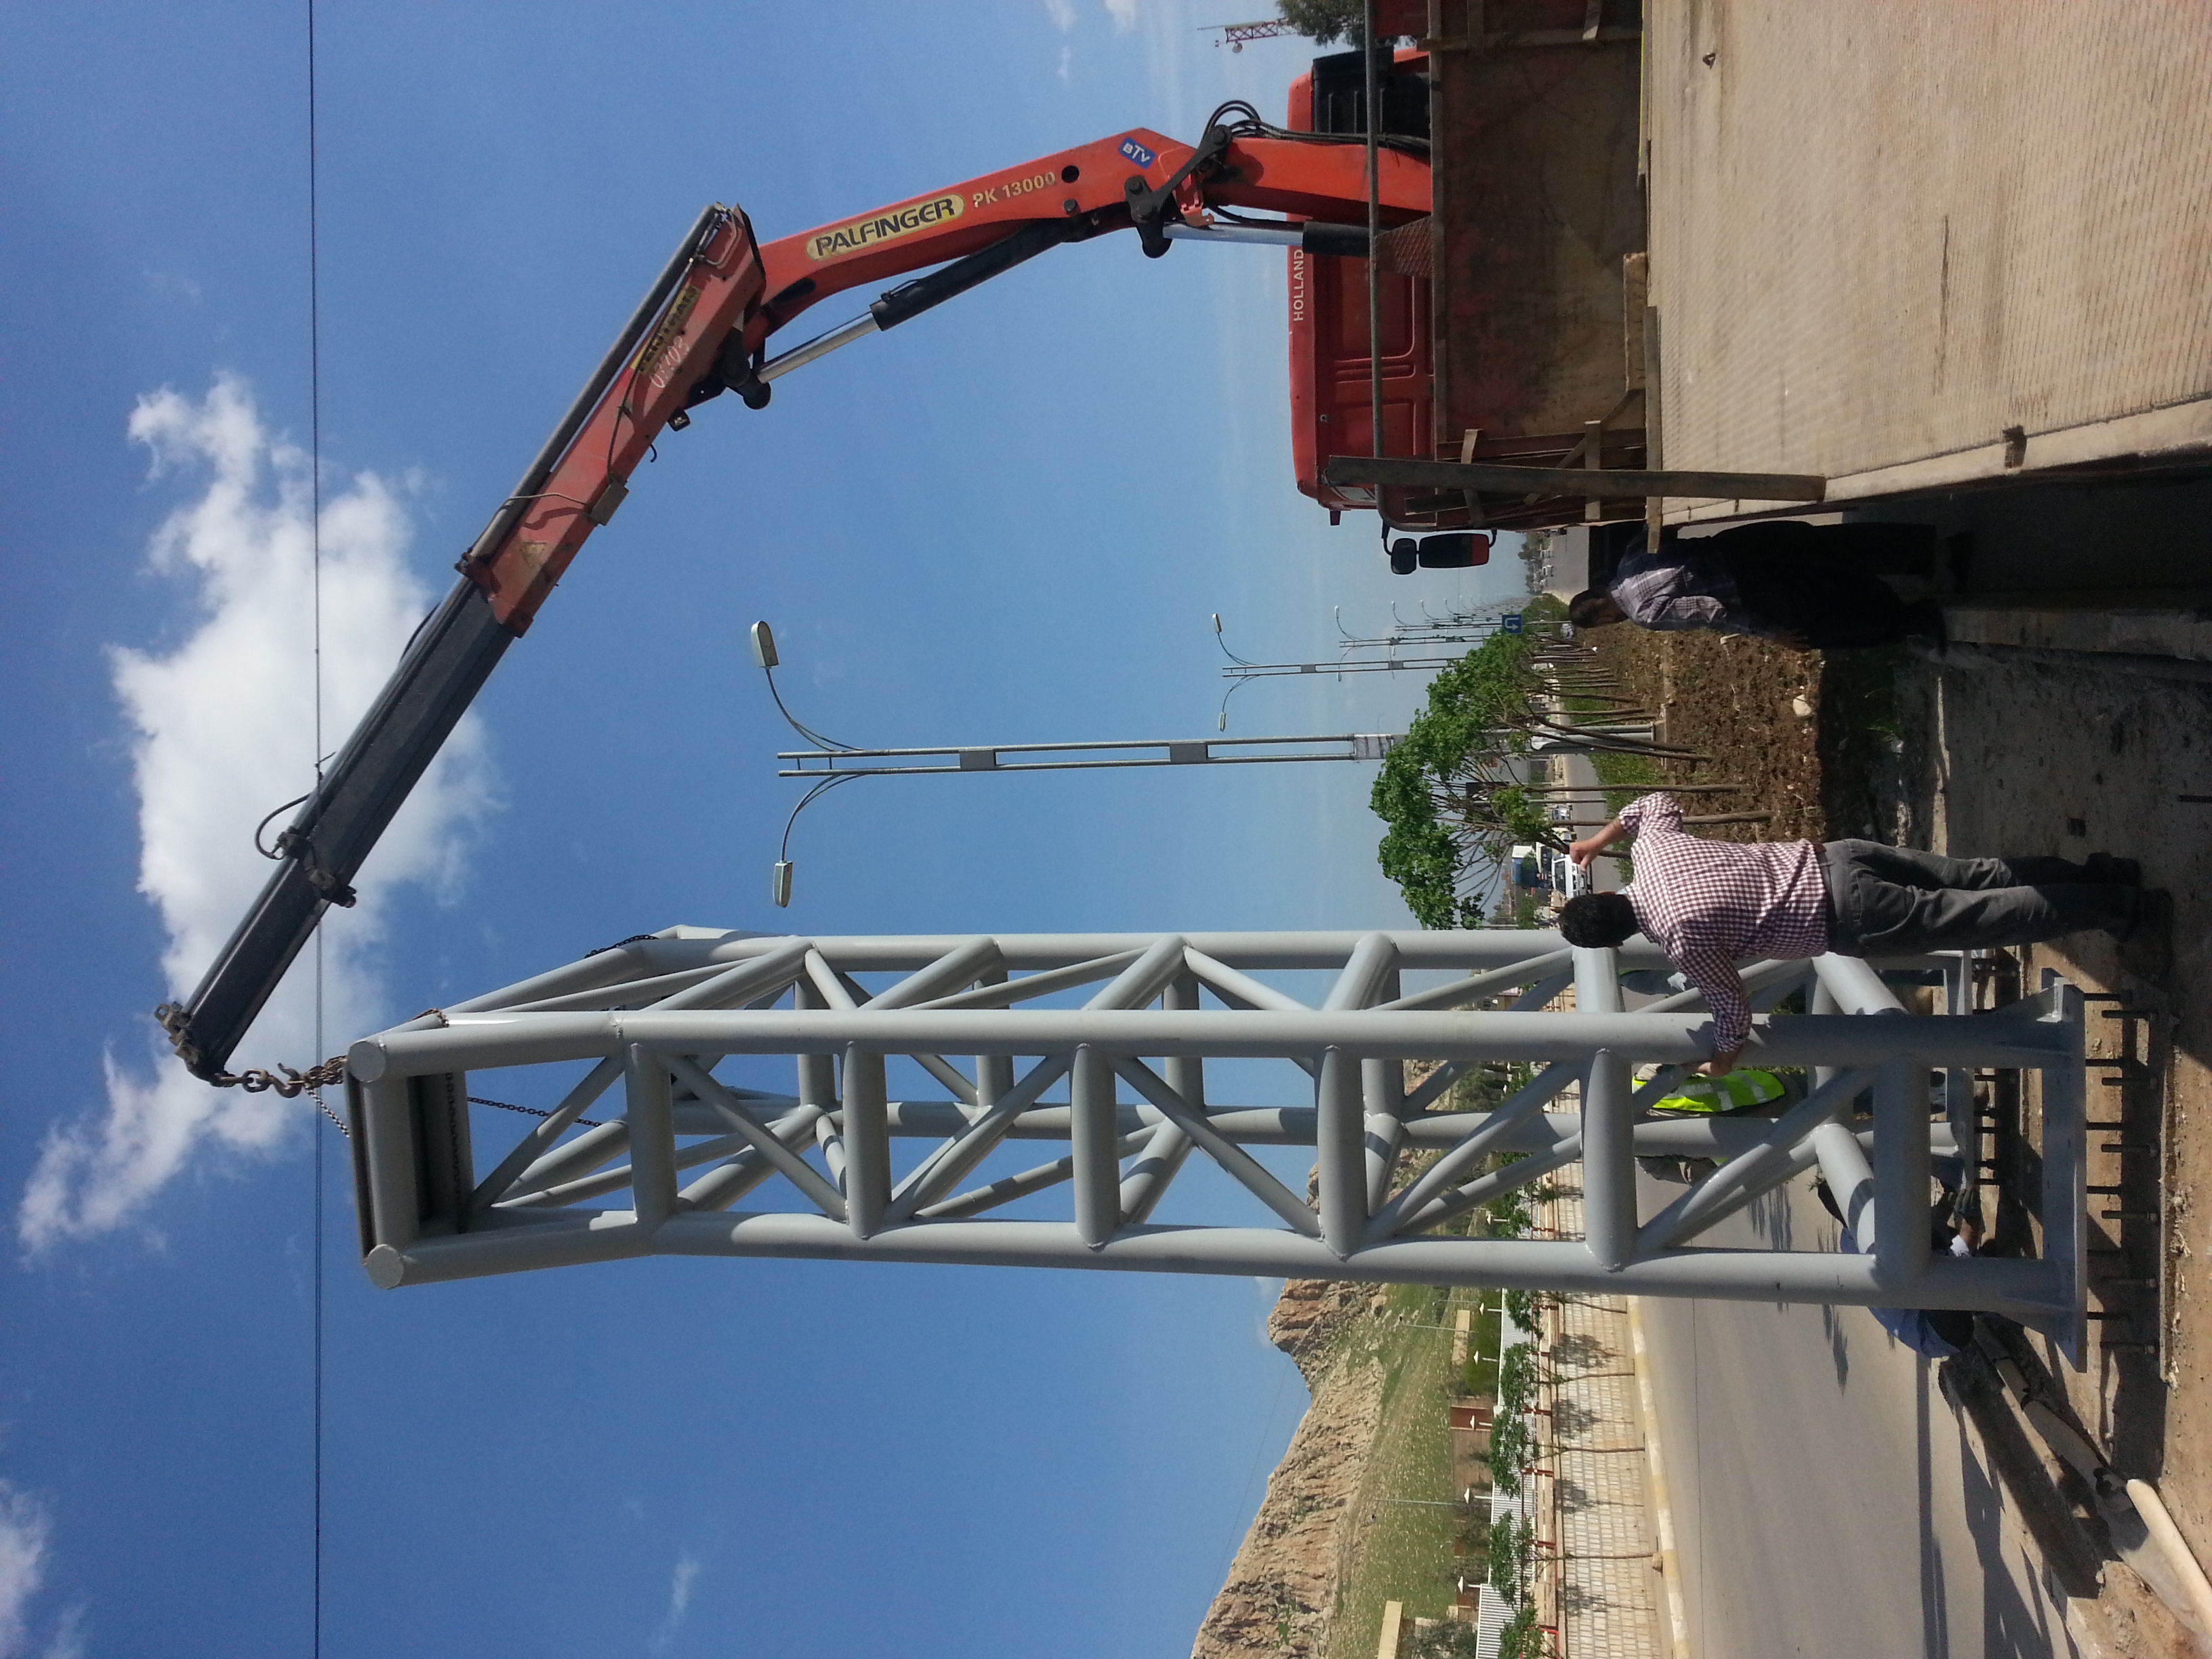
[1202,18,1298,49]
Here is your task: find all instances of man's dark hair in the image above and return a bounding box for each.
[1567,589,1620,628]
[1557,891,1637,948]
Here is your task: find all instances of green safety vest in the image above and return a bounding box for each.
[1648,1067,1788,1115]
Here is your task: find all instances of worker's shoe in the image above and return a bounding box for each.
[2084,853,2143,886]
[2113,889,2173,981]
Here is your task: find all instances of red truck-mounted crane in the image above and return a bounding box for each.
[160,100,1433,1086]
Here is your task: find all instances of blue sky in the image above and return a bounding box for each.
[0,5,1528,1655]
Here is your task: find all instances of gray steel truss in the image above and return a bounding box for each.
[343,927,2087,1364]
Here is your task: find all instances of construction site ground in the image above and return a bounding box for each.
[1645,0,2212,512]
[1574,604,2212,1655]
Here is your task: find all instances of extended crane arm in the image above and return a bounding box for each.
[160,114,1430,1083]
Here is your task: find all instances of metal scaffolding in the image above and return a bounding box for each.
[344,927,2085,1361]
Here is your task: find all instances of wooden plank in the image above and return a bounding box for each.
[1324,455,1827,501]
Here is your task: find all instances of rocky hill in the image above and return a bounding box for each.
[1189,1277,1396,1659]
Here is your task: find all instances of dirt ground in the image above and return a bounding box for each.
[1901,651,2212,1585]
[1581,624,1827,843]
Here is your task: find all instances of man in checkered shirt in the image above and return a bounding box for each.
[1555,792,2160,1075]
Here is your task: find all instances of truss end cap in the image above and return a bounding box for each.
[365,1244,406,1290]
[348,1039,388,1084]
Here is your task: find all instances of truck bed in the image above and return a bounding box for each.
[1643,0,2212,518]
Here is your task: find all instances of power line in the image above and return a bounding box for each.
[305,3,326,1656]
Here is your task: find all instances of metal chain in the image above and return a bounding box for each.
[306,1090,351,1139]
[156,1003,599,1127]
[469,1095,603,1129]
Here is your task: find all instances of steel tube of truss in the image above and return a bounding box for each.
[1574,948,1638,1272]
[1812,1121,1877,1253]
[856,1101,1947,1160]
[886,1056,1071,1221]
[1110,1059,1320,1237]
[793,978,836,1109]
[1375,951,1575,1014]
[1812,952,1908,1017]
[841,1047,890,1238]
[1088,935,1190,1013]
[666,1054,848,1221]
[1635,1066,1877,1253]
[1164,972,1205,1111]
[918,1129,1150,1221]
[804,950,857,1010]
[679,1105,825,1212]
[1871,1059,1931,1287]
[625,1051,677,1231]
[1317,1048,1364,1256]
[1071,1046,1120,1248]
[356,1076,421,1251]
[1671,1139,1828,1242]
[972,964,1015,1113]
[1399,1061,1469,1115]
[2038,976,2089,1366]
[1179,948,1313,1012]
[504,1116,631,1201]
[500,1129,766,1212]
[445,946,665,1015]
[909,1052,979,1107]
[1120,1120,1189,1227]
[468,1052,623,1212]
[505,962,736,1014]
[350,1006,2067,1077]
[1363,1050,1406,1210]
[870,937,1005,1009]
[1367,1062,1578,1240]
[914,950,1144,1012]
[814,1113,848,1189]
[1403,1135,1584,1235]
[1941,953,1976,1182]
[616,928,1652,975]
[1122,975,1203,1225]
[367,1214,2068,1321]
[650,939,813,1011]
[1324,933,1400,1012]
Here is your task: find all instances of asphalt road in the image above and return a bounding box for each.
[1637,1176,2093,1659]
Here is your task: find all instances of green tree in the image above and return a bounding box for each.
[1275,0,1368,44]
[1406,1620,1484,1659]
[1487,1412,1532,1497]
[1496,1601,1547,1659]
[1370,615,1686,926]
[1502,1287,1545,1332]
[1369,631,1551,926]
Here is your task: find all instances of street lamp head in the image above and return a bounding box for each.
[771,859,794,908]
[1211,613,1223,634]
[750,620,780,671]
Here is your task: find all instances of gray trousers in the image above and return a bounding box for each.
[1822,840,2139,956]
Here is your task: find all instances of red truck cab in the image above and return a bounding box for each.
[1287,48,1436,526]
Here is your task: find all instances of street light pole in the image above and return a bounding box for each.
[750,619,1401,908]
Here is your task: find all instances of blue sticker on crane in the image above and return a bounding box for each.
[1120,137,1158,169]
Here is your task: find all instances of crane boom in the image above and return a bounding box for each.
[159,117,1430,1082]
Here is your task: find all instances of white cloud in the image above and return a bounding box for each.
[18,376,491,1250]
[651,1554,702,1652]
[0,1483,51,1659]
[1102,0,1139,31]
[39,1607,83,1659]
[1042,0,1077,29]
[1058,43,1073,80]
